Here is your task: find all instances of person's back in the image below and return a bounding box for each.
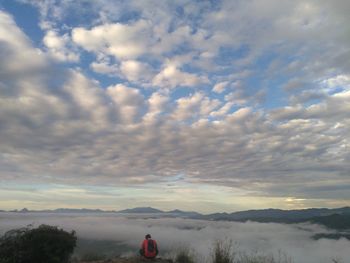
[140,234,158,259]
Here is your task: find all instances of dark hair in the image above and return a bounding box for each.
[145,234,151,239]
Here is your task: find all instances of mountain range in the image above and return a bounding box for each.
[5,206,350,231]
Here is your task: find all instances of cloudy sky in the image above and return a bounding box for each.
[0,0,349,212]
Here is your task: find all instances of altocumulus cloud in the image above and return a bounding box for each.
[0,0,350,207]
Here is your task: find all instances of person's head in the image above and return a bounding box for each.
[145,234,151,239]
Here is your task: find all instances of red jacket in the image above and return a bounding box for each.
[141,238,158,258]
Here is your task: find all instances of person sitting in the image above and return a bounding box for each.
[140,234,158,260]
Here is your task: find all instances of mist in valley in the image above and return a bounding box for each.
[0,212,349,263]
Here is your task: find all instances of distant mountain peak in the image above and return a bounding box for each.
[117,207,164,213]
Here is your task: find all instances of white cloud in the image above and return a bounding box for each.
[107,84,146,124]
[150,24,194,55]
[90,61,120,76]
[1,0,350,207]
[171,92,221,121]
[62,70,111,128]
[224,91,248,106]
[283,78,308,92]
[120,60,154,83]
[213,81,229,93]
[226,107,252,122]
[322,74,350,92]
[210,102,234,117]
[152,64,209,89]
[306,90,350,120]
[72,20,151,60]
[0,12,47,78]
[143,92,170,121]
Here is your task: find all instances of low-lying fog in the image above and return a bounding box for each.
[0,212,349,263]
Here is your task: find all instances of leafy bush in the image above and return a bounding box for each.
[0,224,77,263]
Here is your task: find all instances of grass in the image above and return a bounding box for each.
[73,243,344,263]
[79,252,107,261]
[174,248,196,263]
[211,240,294,263]
[235,252,292,263]
[212,239,235,263]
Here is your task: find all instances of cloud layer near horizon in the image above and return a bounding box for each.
[0,0,350,209]
[0,213,349,263]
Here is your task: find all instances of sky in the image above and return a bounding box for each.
[0,0,349,213]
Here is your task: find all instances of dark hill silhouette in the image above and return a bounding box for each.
[117,207,163,213]
[310,213,350,230]
[202,207,350,224]
[4,206,350,231]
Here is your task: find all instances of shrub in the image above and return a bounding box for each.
[212,240,235,263]
[0,224,77,263]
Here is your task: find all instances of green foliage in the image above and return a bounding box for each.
[0,224,77,263]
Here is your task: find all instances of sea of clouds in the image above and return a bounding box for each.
[0,212,349,262]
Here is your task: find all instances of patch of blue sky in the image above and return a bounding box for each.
[0,182,54,192]
[168,8,186,32]
[0,182,128,200]
[46,1,101,29]
[186,0,222,17]
[328,86,345,95]
[252,45,277,71]
[302,98,324,108]
[86,68,124,89]
[162,41,194,60]
[99,1,144,24]
[170,87,194,101]
[175,5,185,18]
[253,50,292,109]
[181,55,210,74]
[164,173,185,183]
[172,4,211,32]
[229,104,247,113]
[1,1,43,46]
[114,9,141,24]
[257,77,288,109]
[214,45,250,67]
[72,50,118,88]
[138,54,163,70]
[47,3,140,29]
